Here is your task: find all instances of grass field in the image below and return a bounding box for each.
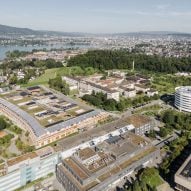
[25,67,72,87]
[25,68,59,87]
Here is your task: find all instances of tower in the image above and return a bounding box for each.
[132,60,135,71]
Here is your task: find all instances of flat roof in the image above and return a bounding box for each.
[59,145,157,191]
[0,97,101,138]
[64,158,89,180]
[176,86,191,95]
[57,119,131,151]
[125,115,151,128]
[0,98,46,137]
[7,152,38,167]
[35,146,54,158]
[7,146,55,167]
[46,110,101,133]
[78,148,97,161]
[63,131,150,175]
[175,154,191,191]
[181,160,191,178]
[110,141,137,157]
[65,76,118,93]
[177,154,191,180]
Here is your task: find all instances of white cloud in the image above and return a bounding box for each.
[156,4,170,11]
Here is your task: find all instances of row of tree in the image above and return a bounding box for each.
[82,92,121,111]
[1,58,63,71]
[68,50,191,73]
[82,92,159,111]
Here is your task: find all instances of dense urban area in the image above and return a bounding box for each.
[0,25,191,191]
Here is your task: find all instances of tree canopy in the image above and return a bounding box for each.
[68,50,191,73]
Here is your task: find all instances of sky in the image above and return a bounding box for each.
[0,0,191,33]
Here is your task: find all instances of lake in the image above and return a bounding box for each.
[0,44,92,60]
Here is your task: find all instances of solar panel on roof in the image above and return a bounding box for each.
[0,98,101,138]
[47,110,100,133]
[0,98,46,137]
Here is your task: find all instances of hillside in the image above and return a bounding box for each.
[0,24,85,37]
[0,24,39,36]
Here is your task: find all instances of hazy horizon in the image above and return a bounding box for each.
[1,0,191,33]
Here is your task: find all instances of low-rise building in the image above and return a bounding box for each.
[146,89,158,97]
[119,87,136,98]
[56,132,160,191]
[0,114,158,191]
[17,70,25,80]
[135,84,150,93]
[63,76,120,101]
[125,115,153,136]
[0,94,107,148]
[0,147,58,191]
[175,154,191,191]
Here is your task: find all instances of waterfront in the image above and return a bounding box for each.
[0,44,92,60]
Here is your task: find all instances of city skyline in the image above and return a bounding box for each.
[0,0,191,33]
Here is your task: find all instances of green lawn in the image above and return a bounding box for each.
[25,67,75,87]
[25,68,59,87]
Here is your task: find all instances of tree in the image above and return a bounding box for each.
[162,111,175,125]
[117,102,126,111]
[104,99,117,111]
[49,75,70,95]
[139,181,148,191]
[84,67,96,76]
[146,130,156,139]
[0,117,7,131]
[159,128,168,138]
[132,180,141,191]
[68,50,191,73]
[9,75,18,85]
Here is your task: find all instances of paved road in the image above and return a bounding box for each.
[121,99,163,118]
[152,132,179,149]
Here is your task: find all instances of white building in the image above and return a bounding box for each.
[135,84,150,93]
[63,76,120,101]
[0,147,58,191]
[17,71,25,80]
[146,89,158,97]
[119,87,136,98]
[175,86,191,112]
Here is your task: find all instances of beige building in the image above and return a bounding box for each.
[125,115,153,136]
[63,76,120,101]
[0,98,108,148]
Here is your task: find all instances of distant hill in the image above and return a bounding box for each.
[0,24,85,37]
[110,31,191,37]
[0,24,190,37]
[0,24,38,36]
